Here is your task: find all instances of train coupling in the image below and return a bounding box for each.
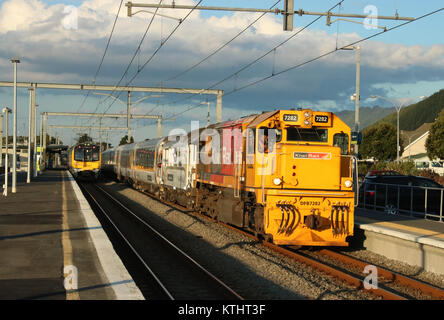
[276,202,301,235]
[330,206,349,236]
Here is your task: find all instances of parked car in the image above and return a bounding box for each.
[365,170,401,178]
[359,173,444,219]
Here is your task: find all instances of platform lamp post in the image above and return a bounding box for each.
[11,57,20,193]
[370,95,406,162]
[2,107,11,196]
[340,45,360,155]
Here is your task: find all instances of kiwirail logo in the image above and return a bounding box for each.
[62,5,78,30]
[166,121,279,174]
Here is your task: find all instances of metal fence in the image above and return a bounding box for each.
[358,182,444,223]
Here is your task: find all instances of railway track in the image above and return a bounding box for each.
[78,182,243,300]
[311,249,444,300]
[121,182,444,300]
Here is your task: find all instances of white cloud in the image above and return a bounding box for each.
[0,0,443,118]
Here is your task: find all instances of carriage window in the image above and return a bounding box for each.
[287,128,328,142]
[333,133,349,155]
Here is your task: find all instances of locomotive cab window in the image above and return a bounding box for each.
[247,129,255,154]
[92,147,100,161]
[333,133,349,155]
[287,127,328,142]
[74,147,83,161]
[257,127,281,153]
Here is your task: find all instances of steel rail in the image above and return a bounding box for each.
[93,183,244,300]
[78,183,174,300]
[131,185,404,300]
[318,249,444,300]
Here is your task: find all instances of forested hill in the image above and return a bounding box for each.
[336,106,395,129]
[374,89,444,131]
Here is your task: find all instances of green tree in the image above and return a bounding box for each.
[360,122,403,161]
[425,108,444,160]
[119,135,134,146]
[77,134,92,144]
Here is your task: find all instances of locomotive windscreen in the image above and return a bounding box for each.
[74,145,100,161]
[286,128,328,142]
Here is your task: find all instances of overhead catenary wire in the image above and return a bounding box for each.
[98,0,204,119]
[88,0,165,121]
[75,0,125,117]
[155,0,345,112]
[163,0,282,84]
[162,6,444,122]
[141,0,282,117]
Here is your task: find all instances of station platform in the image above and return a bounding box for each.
[0,170,143,300]
[354,207,444,275]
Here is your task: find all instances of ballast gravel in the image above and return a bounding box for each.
[99,181,377,300]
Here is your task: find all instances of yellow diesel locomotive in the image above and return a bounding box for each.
[195,109,356,246]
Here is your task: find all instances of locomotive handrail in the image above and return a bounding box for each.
[353,156,359,207]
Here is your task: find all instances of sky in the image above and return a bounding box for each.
[0,0,443,146]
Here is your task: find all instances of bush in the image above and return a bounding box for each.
[416,169,444,186]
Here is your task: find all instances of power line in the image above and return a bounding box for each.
[163,0,282,84]
[225,7,444,96]
[141,0,281,117]
[89,0,165,117]
[158,0,345,114]
[99,0,204,118]
[75,0,125,115]
[163,6,444,122]
[86,0,165,129]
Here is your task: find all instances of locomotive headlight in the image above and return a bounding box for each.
[304,111,311,118]
[304,120,311,126]
[344,180,353,188]
[273,178,282,185]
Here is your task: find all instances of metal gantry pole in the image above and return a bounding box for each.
[216,92,222,123]
[43,113,47,167]
[39,114,43,174]
[354,46,361,155]
[30,86,36,178]
[127,91,131,143]
[397,108,400,162]
[11,58,20,193]
[33,104,38,177]
[27,87,33,183]
[157,118,162,138]
[3,108,11,196]
[0,115,3,168]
